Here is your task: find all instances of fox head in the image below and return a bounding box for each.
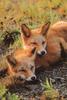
[6,49,36,82]
[21,22,50,57]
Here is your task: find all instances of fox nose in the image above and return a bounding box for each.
[26,75,36,81]
[31,76,36,81]
[41,51,45,55]
[38,50,47,57]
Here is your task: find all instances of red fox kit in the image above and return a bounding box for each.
[21,21,67,68]
[21,22,50,57]
[6,48,36,82]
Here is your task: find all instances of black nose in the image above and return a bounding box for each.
[31,76,36,81]
[38,51,45,57]
[37,51,46,57]
[41,51,45,55]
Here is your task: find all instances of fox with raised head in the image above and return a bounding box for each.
[21,23,50,57]
[21,21,67,68]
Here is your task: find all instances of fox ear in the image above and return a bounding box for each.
[21,24,31,38]
[41,22,50,36]
[6,55,17,67]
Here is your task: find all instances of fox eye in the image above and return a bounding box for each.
[31,47,36,54]
[31,42,37,45]
[42,41,45,44]
[31,66,34,70]
[21,69,26,72]
[19,69,26,72]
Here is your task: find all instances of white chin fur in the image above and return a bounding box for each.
[26,75,36,81]
[44,50,47,55]
[38,50,47,55]
[20,75,26,80]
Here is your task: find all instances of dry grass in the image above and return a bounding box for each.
[0,0,67,82]
[0,0,67,30]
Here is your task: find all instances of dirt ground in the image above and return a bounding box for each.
[0,57,67,100]
[10,59,67,100]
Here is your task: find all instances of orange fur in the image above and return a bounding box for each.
[6,48,36,82]
[35,21,67,68]
[21,21,67,68]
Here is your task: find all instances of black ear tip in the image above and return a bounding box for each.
[42,21,50,29]
[6,55,11,63]
[21,23,29,31]
[45,21,51,25]
[6,54,17,67]
[6,55,11,60]
[21,23,31,37]
[6,55,12,63]
[22,23,25,25]
[21,24,27,28]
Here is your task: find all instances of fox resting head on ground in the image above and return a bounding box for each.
[6,48,36,82]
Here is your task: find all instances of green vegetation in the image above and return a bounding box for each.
[7,93,20,100]
[42,78,53,90]
[0,83,20,100]
[41,78,60,100]
[0,83,7,98]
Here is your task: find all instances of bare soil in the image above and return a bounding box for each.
[0,57,67,100]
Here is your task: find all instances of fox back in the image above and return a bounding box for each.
[35,21,67,68]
